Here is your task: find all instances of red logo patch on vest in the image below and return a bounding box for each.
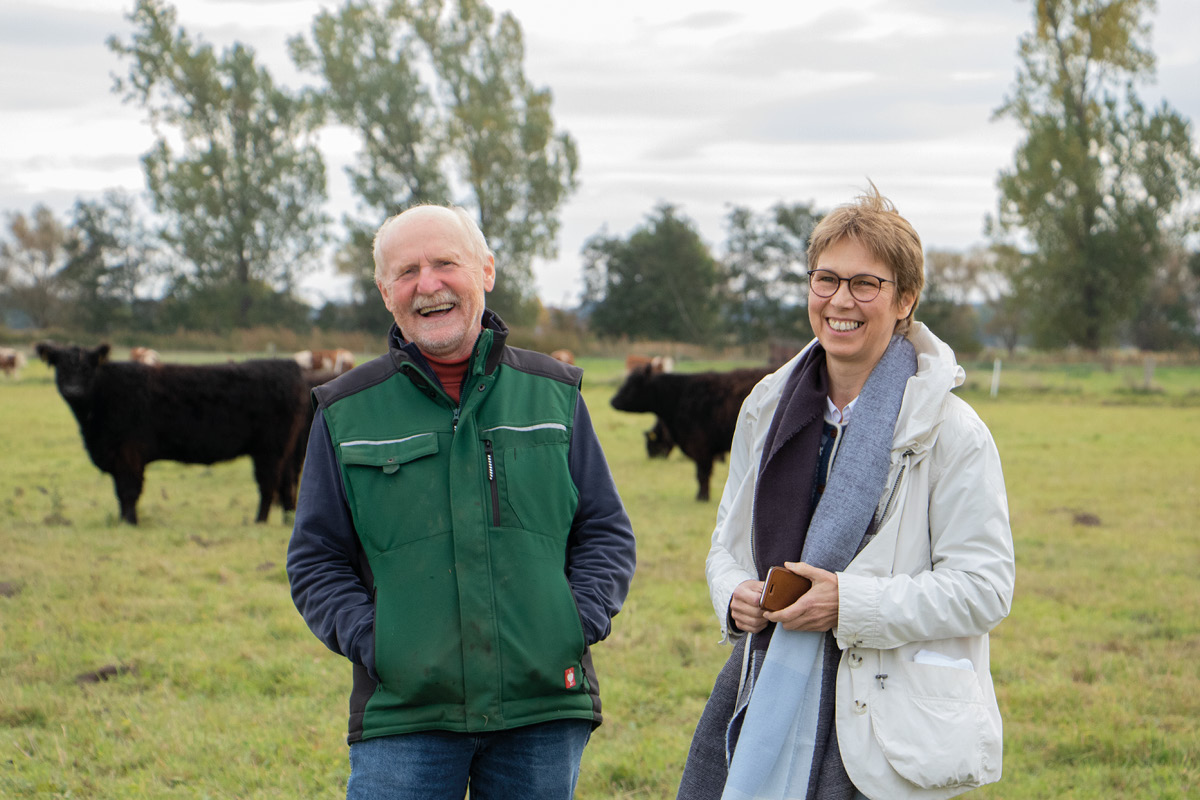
[564,667,577,689]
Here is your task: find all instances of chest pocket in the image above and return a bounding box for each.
[482,423,575,536]
[339,433,450,551]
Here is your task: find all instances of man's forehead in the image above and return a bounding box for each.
[386,214,472,262]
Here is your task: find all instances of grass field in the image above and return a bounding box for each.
[1,353,1197,798]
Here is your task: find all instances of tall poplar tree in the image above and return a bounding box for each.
[993,0,1200,349]
[109,0,328,329]
[291,0,578,325]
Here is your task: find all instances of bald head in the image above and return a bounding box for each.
[373,205,492,284]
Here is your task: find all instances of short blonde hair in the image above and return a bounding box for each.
[373,204,493,283]
[807,183,924,329]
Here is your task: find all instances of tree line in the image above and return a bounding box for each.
[2,0,1198,351]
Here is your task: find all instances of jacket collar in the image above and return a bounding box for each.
[775,323,963,460]
[890,322,963,456]
[386,308,510,379]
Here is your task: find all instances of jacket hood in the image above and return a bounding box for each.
[784,323,963,460]
[890,322,964,457]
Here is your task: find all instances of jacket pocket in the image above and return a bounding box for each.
[339,434,448,550]
[370,540,463,710]
[339,433,439,471]
[481,423,574,534]
[869,658,995,789]
[491,528,588,702]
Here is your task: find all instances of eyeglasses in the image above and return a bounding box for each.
[806,269,894,302]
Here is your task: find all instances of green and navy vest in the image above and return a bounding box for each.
[315,328,601,739]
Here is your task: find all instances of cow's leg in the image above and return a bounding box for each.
[252,456,282,523]
[695,457,714,502]
[276,456,299,516]
[111,469,143,525]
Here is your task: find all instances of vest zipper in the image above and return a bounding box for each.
[484,439,500,525]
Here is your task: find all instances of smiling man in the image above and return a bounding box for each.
[287,204,636,800]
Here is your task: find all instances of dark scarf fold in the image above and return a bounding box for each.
[677,336,917,800]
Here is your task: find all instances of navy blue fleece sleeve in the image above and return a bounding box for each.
[567,394,637,644]
[286,411,377,679]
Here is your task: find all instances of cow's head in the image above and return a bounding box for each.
[36,342,111,400]
[611,364,657,412]
[644,420,674,459]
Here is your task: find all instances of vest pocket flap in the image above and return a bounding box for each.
[482,422,568,449]
[340,434,439,473]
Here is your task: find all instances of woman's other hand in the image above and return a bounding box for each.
[730,579,768,633]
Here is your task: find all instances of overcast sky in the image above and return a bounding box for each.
[4,0,1199,308]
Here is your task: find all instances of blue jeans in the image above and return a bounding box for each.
[346,719,593,800]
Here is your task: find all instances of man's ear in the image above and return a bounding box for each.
[376,280,392,312]
[482,254,496,292]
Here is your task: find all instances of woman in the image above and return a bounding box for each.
[677,186,1015,800]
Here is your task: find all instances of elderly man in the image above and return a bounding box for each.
[287,204,636,799]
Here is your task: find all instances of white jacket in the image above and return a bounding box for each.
[705,323,1015,799]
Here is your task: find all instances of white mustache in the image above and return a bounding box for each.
[411,291,458,314]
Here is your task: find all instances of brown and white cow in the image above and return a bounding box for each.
[0,347,27,378]
[129,347,161,366]
[293,348,355,375]
[623,354,674,375]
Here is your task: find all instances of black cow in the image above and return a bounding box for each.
[612,365,771,501]
[37,342,313,525]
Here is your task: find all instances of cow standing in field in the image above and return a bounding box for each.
[129,347,161,366]
[293,348,355,374]
[549,348,575,365]
[624,354,675,375]
[611,365,770,501]
[0,347,26,378]
[36,341,313,525]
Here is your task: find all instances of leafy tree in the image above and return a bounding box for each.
[61,190,165,333]
[0,205,75,329]
[159,279,315,333]
[109,0,329,330]
[920,249,984,356]
[993,0,1200,349]
[288,0,446,326]
[721,202,821,345]
[1130,241,1200,349]
[291,0,578,325]
[582,204,721,343]
[980,242,1032,356]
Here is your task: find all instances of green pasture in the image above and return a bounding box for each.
[1,354,1197,798]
